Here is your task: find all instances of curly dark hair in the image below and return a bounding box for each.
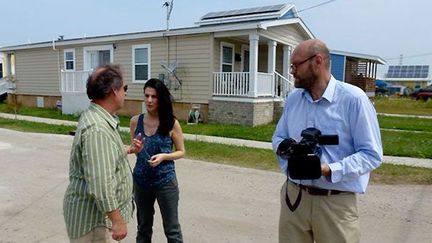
[144,79,175,135]
[86,64,123,100]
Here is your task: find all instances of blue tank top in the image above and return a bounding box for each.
[133,114,176,188]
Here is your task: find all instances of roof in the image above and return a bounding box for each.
[386,65,429,79]
[197,4,298,26]
[0,19,313,52]
[0,4,313,52]
[330,49,386,65]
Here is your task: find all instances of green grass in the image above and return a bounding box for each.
[181,122,275,142]
[381,130,432,158]
[374,97,432,116]
[0,104,80,121]
[378,115,432,132]
[2,103,432,158]
[0,117,76,134]
[1,117,431,185]
[183,140,278,171]
[0,103,131,127]
[371,164,432,185]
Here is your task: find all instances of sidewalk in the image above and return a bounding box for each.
[377,112,432,119]
[1,112,431,168]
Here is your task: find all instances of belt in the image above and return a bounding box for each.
[289,181,347,196]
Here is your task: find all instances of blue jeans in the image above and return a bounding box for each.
[134,178,183,243]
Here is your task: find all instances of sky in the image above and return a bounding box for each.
[1,0,431,78]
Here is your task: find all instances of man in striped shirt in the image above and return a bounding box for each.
[63,65,143,242]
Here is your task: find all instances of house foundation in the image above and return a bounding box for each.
[208,98,274,126]
[7,94,62,110]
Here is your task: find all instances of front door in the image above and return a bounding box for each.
[242,49,249,72]
[84,45,113,70]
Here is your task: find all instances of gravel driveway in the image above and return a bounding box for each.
[0,128,431,242]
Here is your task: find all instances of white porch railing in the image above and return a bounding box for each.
[61,70,92,93]
[213,72,249,96]
[257,72,274,96]
[212,71,294,99]
[274,71,294,99]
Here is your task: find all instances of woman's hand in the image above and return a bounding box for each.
[127,137,144,154]
[148,153,165,167]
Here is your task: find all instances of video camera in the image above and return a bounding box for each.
[277,128,339,179]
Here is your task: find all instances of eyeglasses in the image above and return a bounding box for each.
[290,54,317,73]
[123,85,128,92]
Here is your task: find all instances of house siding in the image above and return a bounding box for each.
[111,34,212,104]
[13,34,212,105]
[15,48,60,96]
[330,54,345,81]
[259,25,308,46]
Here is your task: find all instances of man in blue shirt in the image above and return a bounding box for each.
[272,39,383,243]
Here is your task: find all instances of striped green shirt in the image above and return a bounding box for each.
[63,103,133,239]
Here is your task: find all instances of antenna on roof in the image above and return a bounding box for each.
[161,61,182,89]
[163,0,174,31]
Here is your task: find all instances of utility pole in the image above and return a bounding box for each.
[163,0,174,31]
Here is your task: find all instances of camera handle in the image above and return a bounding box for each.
[285,179,302,212]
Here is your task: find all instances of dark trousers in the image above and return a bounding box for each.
[134,178,183,243]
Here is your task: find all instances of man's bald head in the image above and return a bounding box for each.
[293,39,330,69]
[86,64,124,100]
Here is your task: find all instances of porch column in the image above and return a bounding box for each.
[267,40,277,74]
[283,45,291,78]
[249,33,259,97]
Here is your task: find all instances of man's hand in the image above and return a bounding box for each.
[111,218,127,241]
[276,138,296,159]
[321,164,331,177]
[107,209,127,241]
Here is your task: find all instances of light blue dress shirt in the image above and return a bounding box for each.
[272,76,383,193]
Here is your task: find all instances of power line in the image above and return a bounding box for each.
[297,0,338,13]
[386,52,432,60]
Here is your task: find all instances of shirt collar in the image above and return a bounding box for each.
[89,102,119,130]
[322,75,337,103]
[302,75,337,103]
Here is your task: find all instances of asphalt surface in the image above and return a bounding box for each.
[0,128,431,243]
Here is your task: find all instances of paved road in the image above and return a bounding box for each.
[0,128,431,243]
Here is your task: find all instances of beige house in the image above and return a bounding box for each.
[0,3,313,126]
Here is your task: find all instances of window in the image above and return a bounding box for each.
[133,44,151,82]
[64,49,75,71]
[83,45,114,71]
[221,42,234,72]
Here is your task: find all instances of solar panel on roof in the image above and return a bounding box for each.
[201,4,285,20]
[386,65,430,78]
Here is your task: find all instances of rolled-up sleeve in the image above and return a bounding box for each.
[328,96,383,183]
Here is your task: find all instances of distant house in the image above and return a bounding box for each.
[330,50,386,98]
[382,65,431,89]
[0,53,3,78]
[0,3,313,126]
